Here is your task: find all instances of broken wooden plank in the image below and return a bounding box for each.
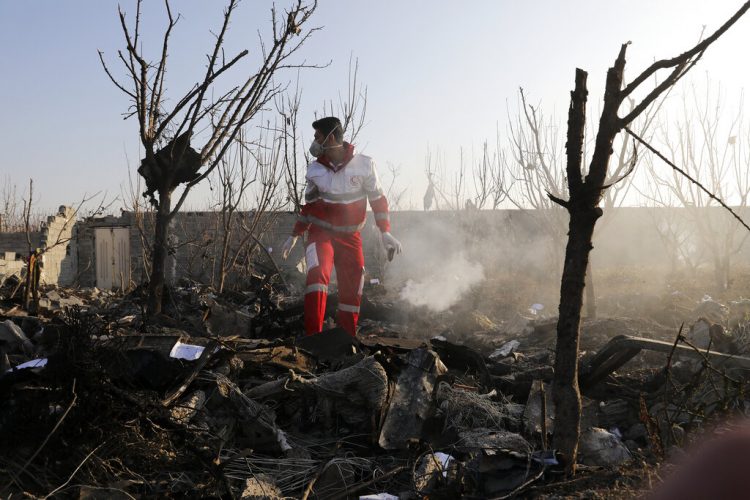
[581,334,750,392]
[236,345,316,373]
[162,340,220,407]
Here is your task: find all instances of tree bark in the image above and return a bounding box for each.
[147,189,172,315]
[552,206,600,468]
[552,54,624,472]
[585,260,596,318]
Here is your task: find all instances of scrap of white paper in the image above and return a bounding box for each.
[359,495,399,500]
[169,341,205,361]
[14,358,48,370]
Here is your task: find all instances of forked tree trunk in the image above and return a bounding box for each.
[550,3,750,474]
[553,58,623,471]
[552,206,600,467]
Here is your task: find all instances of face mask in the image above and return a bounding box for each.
[309,127,342,157]
[309,140,324,157]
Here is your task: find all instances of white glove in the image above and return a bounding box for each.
[381,232,402,256]
[281,235,298,260]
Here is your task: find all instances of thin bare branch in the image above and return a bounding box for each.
[626,126,750,233]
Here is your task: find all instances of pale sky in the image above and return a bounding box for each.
[2,1,750,214]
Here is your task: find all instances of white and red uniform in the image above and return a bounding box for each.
[293,143,390,336]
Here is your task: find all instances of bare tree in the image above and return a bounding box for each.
[320,56,368,145]
[423,149,464,211]
[0,175,20,233]
[549,2,750,472]
[384,162,409,211]
[1,176,46,234]
[122,159,155,285]
[277,56,367,214]
[277,76,306,212]
[472,136,512,210]
[643,79,750,292]
[214,126,285,292]
[504,90,570,275]
[214,131,257,292]
[99,0,320,314]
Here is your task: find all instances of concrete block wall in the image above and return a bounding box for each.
[0,225,42,282]
[0,232,41,255]
[40,206,77,286]
[5,205,750,288]
[167,211,294,287]
[73,207,691,290]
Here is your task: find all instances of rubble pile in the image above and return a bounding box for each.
[3,272,750,497]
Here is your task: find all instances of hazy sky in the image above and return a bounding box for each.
[2,1,750,213]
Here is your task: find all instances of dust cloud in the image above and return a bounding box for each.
[382,213,487,312]
[399,252,484,311]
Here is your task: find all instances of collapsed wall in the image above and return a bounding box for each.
[40,206,77,286]
[0,206,77,286]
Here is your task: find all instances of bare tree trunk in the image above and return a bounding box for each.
[585,260,596,318]
[714,254,730,294]
[148,190,172,315]
[552,206,600,466]
[218,219,232,293]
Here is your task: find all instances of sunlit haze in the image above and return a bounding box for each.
[2,0,749,212]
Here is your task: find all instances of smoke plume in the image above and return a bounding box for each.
[399,252,484,311]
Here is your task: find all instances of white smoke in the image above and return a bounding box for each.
[399,252,484,311]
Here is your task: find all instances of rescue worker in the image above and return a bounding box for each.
[281,116,402,336]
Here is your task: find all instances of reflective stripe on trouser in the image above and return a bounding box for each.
[304,225,365,336]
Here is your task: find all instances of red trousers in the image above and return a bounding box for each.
[304,226,365,336]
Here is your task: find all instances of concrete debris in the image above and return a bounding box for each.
[414,451,458,495]
[0,319,34,355]
[378,348,447,449]
[578,427,632,467]
[3,277,750,498]
[455,428,531,454]
[693,297,728,324]
[489,339,520,360]
[204,297,253,337]
[170,389,206,425]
